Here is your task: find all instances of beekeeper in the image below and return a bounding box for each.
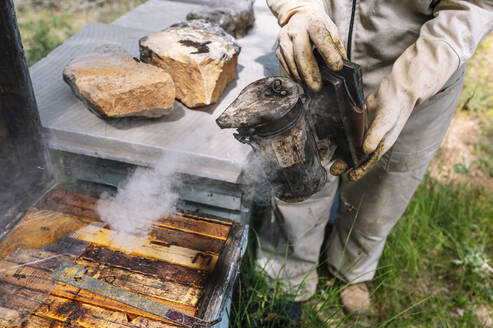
[258,0,493,313]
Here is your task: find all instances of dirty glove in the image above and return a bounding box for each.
[331,0,493,181]
[267,0,347,91]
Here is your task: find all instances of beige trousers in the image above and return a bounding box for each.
[257,66,466,301]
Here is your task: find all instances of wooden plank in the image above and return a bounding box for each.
[149,225,225,254]
[2,247,206,311]
[45,190,231,239]
[0,279,178,328]
[0,281,48,316]
[0,263,55,294]
[81,245,207,287]
[41,199,101,221]
[75,258,202,307]
[46,190,99,212]
[33,295,179,328]
[0,262,196,318]
[178,211,233,226]
[4,247,77,272]
[8,245,207,289]
[0,209,92,261]
[11,315,78,328]
[50,282,195,322]
[47,189,233,227]
[0,306,24,327]
[72,224,218,272]
[130,317,179,328]
[3,209,218,271]
[34,295,133,328]
[157,215,230,240]
[39,200,226,254]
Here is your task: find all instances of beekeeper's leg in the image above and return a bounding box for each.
[326,66,465,284]
[257,173,338,301]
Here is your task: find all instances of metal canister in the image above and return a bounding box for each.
[216,77,326,202]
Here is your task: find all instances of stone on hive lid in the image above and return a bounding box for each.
[139,20,241,109]
[186,0,255,38]
[63,44,175,119]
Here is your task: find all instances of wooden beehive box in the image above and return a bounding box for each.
[0,2,248,326]
[0,188,247,327]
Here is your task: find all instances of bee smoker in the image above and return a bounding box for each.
[216,77,326,202]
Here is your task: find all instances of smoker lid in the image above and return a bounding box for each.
[216,77,302,130]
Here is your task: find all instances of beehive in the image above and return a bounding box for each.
[0,189,242,327]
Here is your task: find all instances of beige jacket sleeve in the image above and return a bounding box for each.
[394,0,493,106]
[362,0,493,156]
[428,0,493,67]
[345,0,493,181]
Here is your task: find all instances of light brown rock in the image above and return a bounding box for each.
[139,20,241,108]
[63,44,175,119]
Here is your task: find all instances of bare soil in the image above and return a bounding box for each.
[428,112,493,193]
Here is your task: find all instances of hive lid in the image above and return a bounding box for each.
[216,77,302,131]
[0,0,54,237]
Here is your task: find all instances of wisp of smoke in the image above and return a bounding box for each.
[96,156,179,250]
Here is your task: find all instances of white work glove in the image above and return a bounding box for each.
[330,37,460,181]
[267,0,347,91]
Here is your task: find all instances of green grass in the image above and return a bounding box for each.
[232,176,493,327]
[458,33,493,113]
[370,175,493,327]
[14,0,146,66]
[230,229,351,327]
[19,13,75,66]
[230,234,302,328]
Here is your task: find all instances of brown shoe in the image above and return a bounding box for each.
[340,282,370,314]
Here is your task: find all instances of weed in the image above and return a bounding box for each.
[371,175,493,327]
[453,247,493,276]
[454,162,474,175]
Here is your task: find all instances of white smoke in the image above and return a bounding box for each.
[96,155,180,250]
[95,124,215,250]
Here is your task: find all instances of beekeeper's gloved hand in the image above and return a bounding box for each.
[331,32,461,181]
[267,0,347,91]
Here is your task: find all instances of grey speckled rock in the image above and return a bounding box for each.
[186,0,255,38]
[140,20,241,108]
[63,44,175,119]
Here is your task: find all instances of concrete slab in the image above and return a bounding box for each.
[30,0,279,183]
